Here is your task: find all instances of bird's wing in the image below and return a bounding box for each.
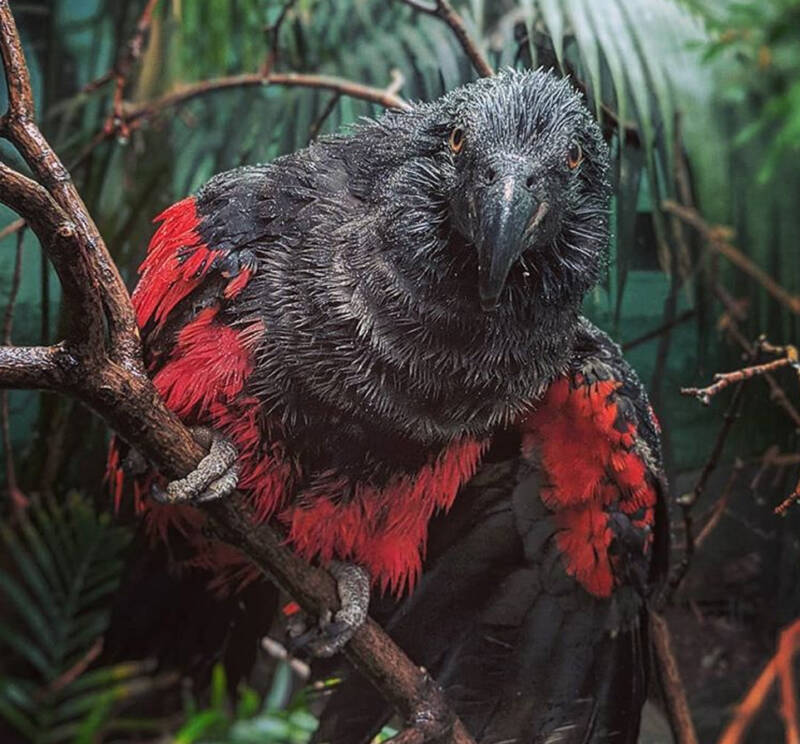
[132,165,283,370]
[108,162,316,520]
[313,320,668,744]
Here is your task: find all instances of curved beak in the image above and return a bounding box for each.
[476,176,546,311]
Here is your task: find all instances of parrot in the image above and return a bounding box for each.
[109,65,668,694]
[313,318,669,743]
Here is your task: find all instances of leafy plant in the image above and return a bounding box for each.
[689,0,800,182]
[174,663,317,744]
[0,492,168,743]
[173,662,402,744]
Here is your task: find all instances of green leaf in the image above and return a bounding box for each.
[0,494,136,742]
[72,690,115,744]
[236,685,261,719]
[0,568,57,659]
[210,664,228,712]
[563,0,603,117]
[264,663,291,713]
[174,709,230,744]
[0,621,55,678]
[537,0,567,70]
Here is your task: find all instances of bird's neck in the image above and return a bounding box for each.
[243,192,580,454]
[317,216,580,444]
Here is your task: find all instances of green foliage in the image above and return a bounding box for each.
[174,663,317,744]
[0,493,162,743]
[172,663,401,744]
[690,0,800,182]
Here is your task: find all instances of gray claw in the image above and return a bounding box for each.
[305,562,371,658]
[159,427,239,504]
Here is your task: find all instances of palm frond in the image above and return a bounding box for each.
[0,493,166,743]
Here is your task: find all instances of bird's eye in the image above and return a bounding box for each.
[449,127,465,154]
[567,142,583,170]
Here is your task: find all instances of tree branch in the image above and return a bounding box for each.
[104,0,160,139]
[123,71,411,127]
[713,283,800,429]
[664,200,800,315]
[650,611,699,744]
[0,344,71,389]
[70,71,410,184]
[398,0,493,77]
[0,163,106,349]
[668,382,745,597]
[0,2,471,740]
[0,4,140,366]
[681,356,798,406]
[718,618,800,744]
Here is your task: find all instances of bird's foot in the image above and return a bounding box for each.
[152,427,239,504]
[287,562,371,658]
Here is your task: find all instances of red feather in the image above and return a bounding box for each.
[520,375,657,598]
[133,197,223,331]
[112,194,491,596]
[282,437,488,595]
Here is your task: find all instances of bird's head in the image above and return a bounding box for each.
[434,69,611,311]
[347,68,611,314]
[272,70,613,439]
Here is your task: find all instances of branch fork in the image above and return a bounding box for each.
[0,1,480,740]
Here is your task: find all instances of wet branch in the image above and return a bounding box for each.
[398,0,493,77]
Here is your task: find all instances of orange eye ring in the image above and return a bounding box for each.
[449,127,465,154]
[567,142,583,170]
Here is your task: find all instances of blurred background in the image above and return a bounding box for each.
[1,0,799,741]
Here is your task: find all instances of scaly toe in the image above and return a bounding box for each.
[290,562,370,658]
[160,427,239,503]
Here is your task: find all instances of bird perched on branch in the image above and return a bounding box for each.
[315,319,668,743]
[110,67,667,685]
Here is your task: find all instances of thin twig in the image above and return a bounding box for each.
[664,200,800,315]
[309,92,342,141]
[0,216,24,241]
[650,611,699,744]
[718,618,800,744]
[622,309,695,352]
[2,226,23,345]
[694,459,743,551]
[398,0,493,77]
[105,0,160,139]
[779,623,800,744]
[669,383,745,595]
[750,447,800,492]
[261,0,297,76]
[127,71,409,122]
[46,637,104,694]
[308,69,405,141]
[682,357,797,406]
[713,283,800,429]
[70,70,409,168]
[774,483,800,516]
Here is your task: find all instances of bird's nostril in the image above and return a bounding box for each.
[485,166,496,184]
[525,174,536,190]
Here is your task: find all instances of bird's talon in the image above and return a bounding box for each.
[284,562,370,658]
[159,427,239,503]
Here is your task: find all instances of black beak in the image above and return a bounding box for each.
[476,176,545,311]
